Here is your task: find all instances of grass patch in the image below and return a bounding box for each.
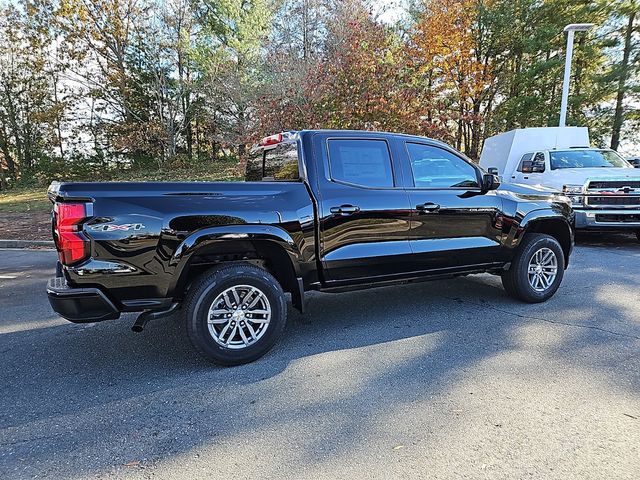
[0,188,51,214]
[0,160,243,214]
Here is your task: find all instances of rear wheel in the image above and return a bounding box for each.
[501,233,565,303]
[184,263,287,366]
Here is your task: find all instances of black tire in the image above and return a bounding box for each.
[501,233,565,303]
[184,263,287,366]
[635,231,640,243]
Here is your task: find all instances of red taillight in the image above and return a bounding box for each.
[259,133,283,146]
[53,203,90,265]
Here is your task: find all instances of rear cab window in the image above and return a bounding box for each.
[246,142,300,181]
[327,139,394,188]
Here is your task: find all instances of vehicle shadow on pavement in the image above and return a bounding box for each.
[574,231,639,248]
[1,245,639,478]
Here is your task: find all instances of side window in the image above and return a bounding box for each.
[327,139,394,188]
[406,143,479,188]
[519,152,545,173]
[517,153,534,172]
[246,143,300,181]
[532,152,546,172]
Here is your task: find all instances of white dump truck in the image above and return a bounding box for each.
[480,127,640,238]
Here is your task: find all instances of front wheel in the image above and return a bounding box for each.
[501,234,565,303]
[184,264,287,366]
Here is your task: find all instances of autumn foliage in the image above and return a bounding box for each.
[257,10,452,142]
[0,0,637,188]
[256,0,496,155]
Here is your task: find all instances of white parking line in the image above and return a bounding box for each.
[0,275,17,279]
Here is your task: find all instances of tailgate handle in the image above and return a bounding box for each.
[416,202,440,212]
[330,205,360,215]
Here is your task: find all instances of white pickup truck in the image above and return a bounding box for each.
[480,127,640,239]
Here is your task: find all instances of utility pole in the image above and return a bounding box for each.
[559,23,594,127]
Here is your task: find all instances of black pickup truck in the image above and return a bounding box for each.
[47,130,574,365]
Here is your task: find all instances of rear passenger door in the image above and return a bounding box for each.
[313,135,414,283]
[401,142,504,270]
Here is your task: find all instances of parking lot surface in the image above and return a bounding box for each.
[1,234,639,479]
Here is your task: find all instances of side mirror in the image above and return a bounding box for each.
[482,173,500,192]
[487,167,499,176]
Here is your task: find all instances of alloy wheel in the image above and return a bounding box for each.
[207,285,272,349]
[527,247,558,292]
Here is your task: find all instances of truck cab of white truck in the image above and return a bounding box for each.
[480,127,640,237]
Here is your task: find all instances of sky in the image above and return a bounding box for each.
[373,0,410,24]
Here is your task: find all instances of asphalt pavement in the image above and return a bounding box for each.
[1,233,639,479]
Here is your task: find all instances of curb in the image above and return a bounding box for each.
[0,239,55,249]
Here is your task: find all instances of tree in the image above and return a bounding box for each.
[56,0,200,168]
[608,2,639,150]
[0,0,637,188]
[192,0,272,161]
[0,0,69,186]
[410,0,495,157]
[57,0,151,163]
[129,0,198,167]
[270,0,329,61]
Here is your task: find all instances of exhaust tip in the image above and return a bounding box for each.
[131,304,178,333]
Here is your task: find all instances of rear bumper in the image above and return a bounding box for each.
[47,277,120,323]
[574,209,640,230]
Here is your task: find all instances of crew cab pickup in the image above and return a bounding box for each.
[48,130,574,365]
[480,127,640,240]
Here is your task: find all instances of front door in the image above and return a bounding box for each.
[401,142,504,270]
[315,136,413,282]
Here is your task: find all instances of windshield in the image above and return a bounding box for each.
[550,150,630,169]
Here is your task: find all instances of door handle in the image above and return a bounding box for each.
[330,205,360,215]
[416,202,440,213]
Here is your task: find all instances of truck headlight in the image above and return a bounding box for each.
[562,185,584,206]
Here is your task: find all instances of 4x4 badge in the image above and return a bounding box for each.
[89,223,146,232]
